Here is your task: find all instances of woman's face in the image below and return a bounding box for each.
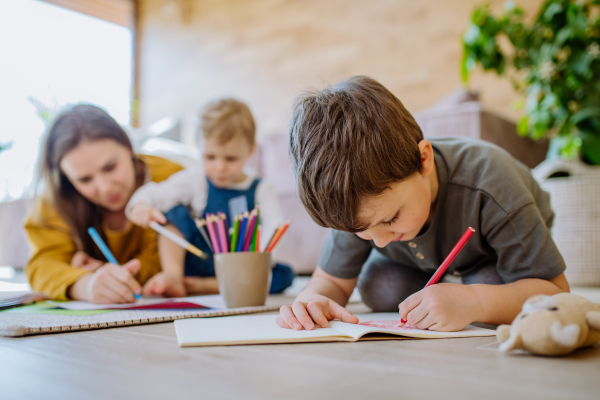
[59,139,136,212]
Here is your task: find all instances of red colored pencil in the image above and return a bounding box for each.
[401,227,475,324]
[265,221,291,253]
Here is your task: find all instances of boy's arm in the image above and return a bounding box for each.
[398,273,570,331]
[470,273,569,325]
[277,266,359,330]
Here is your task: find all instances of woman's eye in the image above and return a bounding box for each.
[79,177,92,184]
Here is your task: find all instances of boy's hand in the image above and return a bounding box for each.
[129,203,166,228]
[398,283,480,332]
[71,251,104,272]
[276,292,359,331]
[143,272,186,297]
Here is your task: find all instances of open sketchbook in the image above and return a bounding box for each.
[47,295,226,311]
[175,313,496,347]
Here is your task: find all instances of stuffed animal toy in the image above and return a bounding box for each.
[497,293,600,356]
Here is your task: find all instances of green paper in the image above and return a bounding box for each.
[1,301,116,316]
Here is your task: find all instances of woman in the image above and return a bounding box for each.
[25,104,183,303]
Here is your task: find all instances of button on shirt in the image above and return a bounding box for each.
[318,138,566,283]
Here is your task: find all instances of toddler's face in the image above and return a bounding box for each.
[202,136,254,188]
[354,140,438,248]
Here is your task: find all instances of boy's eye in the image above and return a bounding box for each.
[225,157,238,162]
[204,155,215,160]
[382,215,399,226]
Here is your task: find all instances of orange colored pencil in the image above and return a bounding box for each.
[266,221,291,253]
[256,225,261,252]
[265,227,280,251]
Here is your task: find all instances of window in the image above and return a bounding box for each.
[0,0,133,200]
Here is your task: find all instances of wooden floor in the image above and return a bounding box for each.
[1,297,599,400]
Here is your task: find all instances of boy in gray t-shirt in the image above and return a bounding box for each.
[277,76,569,332]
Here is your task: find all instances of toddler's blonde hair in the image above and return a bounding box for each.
[199,98,255,145]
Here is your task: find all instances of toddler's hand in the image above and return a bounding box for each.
[143,272,186,297]
[276,293,358,330]
[71,251,104,272]
[129,203,166,228]
[398,283,479,332]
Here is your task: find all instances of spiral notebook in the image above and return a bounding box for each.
[0,301,279,337]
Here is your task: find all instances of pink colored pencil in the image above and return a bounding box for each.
[216,214,229,253]
[400,227,475,324]
[242,211,258,252]
[205,213,221,254]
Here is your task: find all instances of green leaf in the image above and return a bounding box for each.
[571,106,600,124]
[543,2,564,22]
[463,25,481,45]
[580,129,600,165]
[517,116,529,136]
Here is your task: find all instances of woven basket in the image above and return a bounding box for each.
[533,159,600,286]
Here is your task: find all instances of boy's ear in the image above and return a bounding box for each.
[418,140,434,176]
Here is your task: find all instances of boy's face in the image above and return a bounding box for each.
[202,136,254,188]
[354,140,439,248]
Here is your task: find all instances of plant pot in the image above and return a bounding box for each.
[533,159,600,286]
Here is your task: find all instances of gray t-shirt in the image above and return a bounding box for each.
[319,137,566,283]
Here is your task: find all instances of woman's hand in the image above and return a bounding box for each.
[276,292,358,331]
[143,272,186,297]
[71,251,104,272]
[129,203,166,228]
[398,283,479,332]
[70,259,143,304]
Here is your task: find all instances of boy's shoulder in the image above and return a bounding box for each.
[430,137,542,211]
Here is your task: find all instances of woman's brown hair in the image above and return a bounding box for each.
[35,104,145,261]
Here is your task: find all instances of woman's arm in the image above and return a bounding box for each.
[24,205,89,300]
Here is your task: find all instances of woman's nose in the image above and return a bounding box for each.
[96,176,112,194]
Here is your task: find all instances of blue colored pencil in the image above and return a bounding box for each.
[236,212,249,252]
[87,227,141,300]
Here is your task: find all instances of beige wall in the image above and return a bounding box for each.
[138,0,543,142]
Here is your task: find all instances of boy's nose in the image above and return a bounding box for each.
[367,230,392,248]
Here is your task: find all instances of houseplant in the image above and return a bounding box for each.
[462,0,600,285]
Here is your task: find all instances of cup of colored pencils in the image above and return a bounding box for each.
[195,206,291,308]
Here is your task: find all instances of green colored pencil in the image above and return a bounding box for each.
[230,216,240,252]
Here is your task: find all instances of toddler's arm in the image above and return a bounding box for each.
[125,168,204,221]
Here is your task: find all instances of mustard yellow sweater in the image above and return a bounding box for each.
[24,155,184,300]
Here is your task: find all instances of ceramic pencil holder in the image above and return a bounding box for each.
[213,252,272,308]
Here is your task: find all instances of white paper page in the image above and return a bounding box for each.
[329,313,496,339]
[175,314,351,346]
[47,295,226,311]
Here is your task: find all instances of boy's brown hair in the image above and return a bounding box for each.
[200,98,256,145]
[288,76,424,233]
